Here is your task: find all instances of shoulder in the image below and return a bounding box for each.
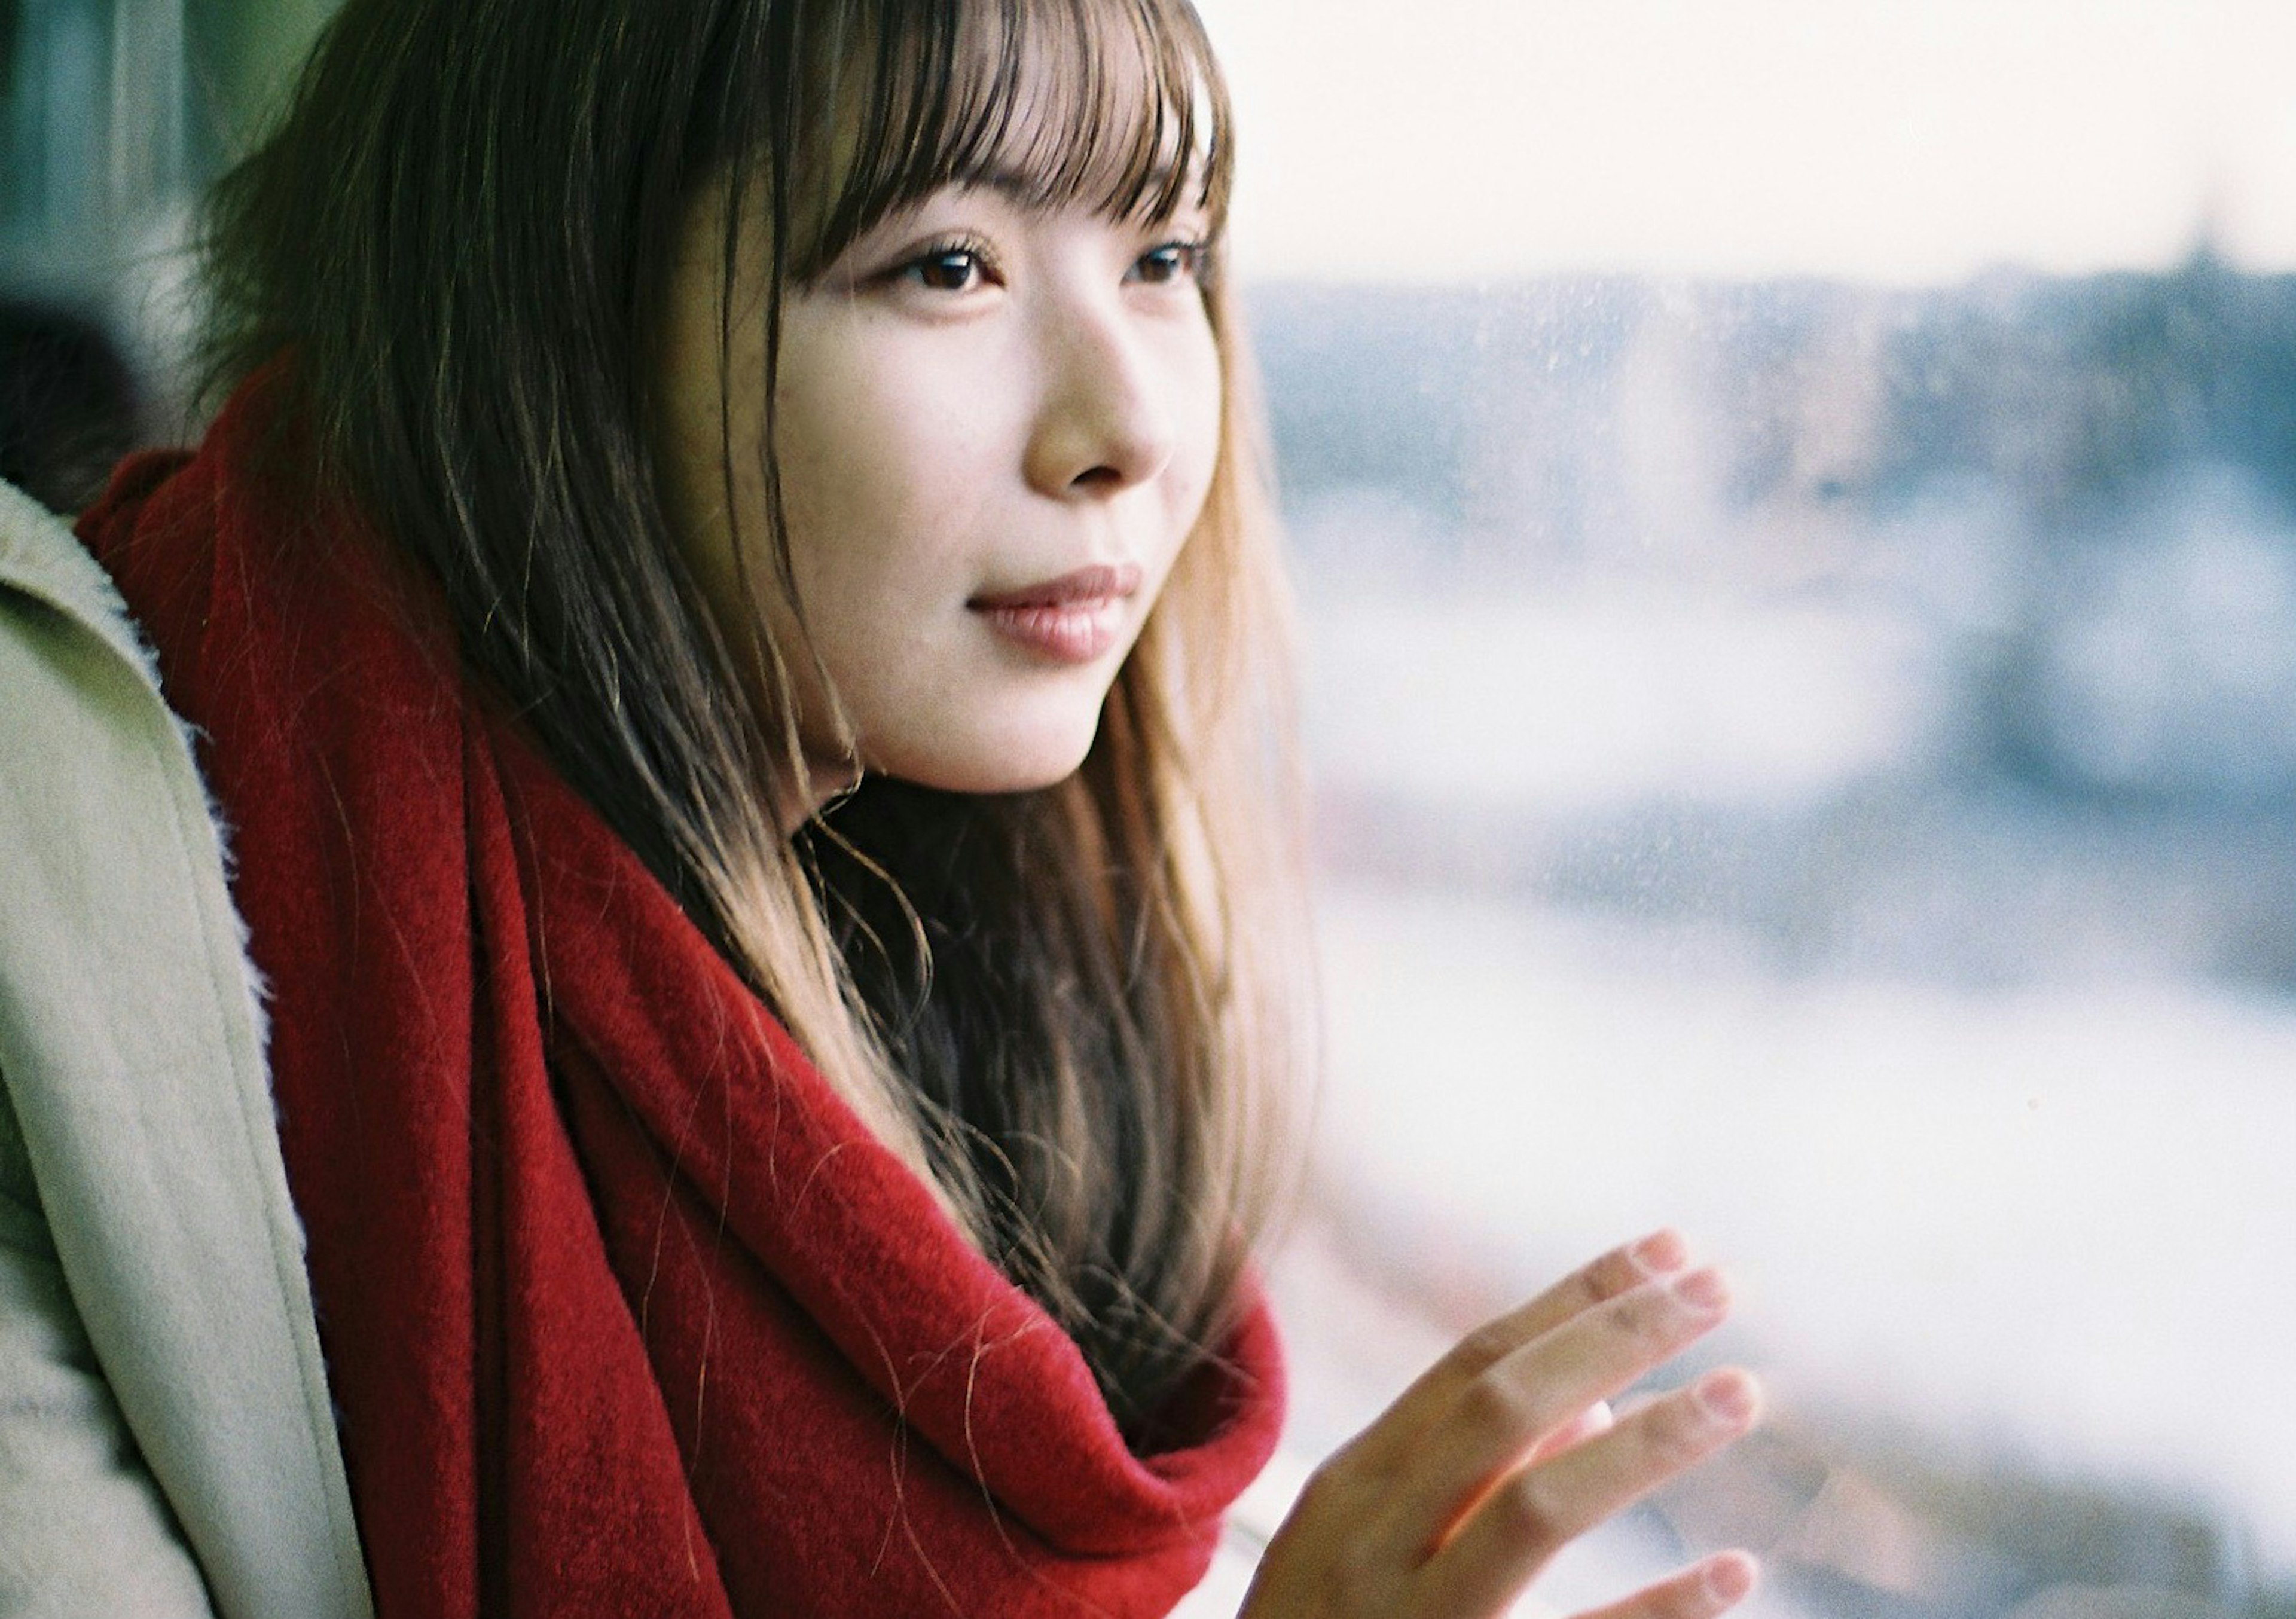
[0,476,374,1619]
[0,475,158,681]
[0,475,208,1005]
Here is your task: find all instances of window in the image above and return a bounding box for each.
[1202,2,2296,1614]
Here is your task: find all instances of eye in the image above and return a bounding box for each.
[1131,240,1208,287]
[895,243,993,294]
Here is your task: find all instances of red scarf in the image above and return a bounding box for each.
[79,377,1283,1617]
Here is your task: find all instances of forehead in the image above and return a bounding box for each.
[795,0,1231,270]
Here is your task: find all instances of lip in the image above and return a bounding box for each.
[968,564,1144,665]
[967,563,1145,612]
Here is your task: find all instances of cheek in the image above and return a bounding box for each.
[1163,335,1226,543]
[770,334,1012,600]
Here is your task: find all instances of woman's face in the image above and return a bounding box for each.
[658,180,1223,821]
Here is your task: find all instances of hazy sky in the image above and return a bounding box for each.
[1192,0,2296,284]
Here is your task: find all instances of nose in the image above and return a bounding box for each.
[1022,294,1179,500]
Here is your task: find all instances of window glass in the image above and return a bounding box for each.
[1198,2,2296,1614]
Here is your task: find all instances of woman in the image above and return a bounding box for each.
[2,0,1762,1613]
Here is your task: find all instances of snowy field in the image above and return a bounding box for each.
[1300,588,1952,817]
[1309,890,2296,1569]
[1261,586,2296,1614]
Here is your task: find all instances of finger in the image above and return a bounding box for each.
[1389,1269,1733,1553]
[1526,1398,1614,1464]
[1574,1552,1760,1619]
[1415,1368,1763,1617]
[1354,1230,1690,1468]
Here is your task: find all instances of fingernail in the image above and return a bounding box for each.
[1693,1368,1759,1426]
[1629,1229,1689,1276]
[1669,1266,1730,1315]
[1702,1552,1758,1606]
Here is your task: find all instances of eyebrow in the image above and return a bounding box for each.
[941,165,1210,227]
[961,168,1045,203]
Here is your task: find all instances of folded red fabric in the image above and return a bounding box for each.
[80,374,1283,1617]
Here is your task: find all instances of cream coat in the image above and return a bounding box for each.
[0,479,371,1618]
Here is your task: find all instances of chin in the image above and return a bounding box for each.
[874,719,1101,797]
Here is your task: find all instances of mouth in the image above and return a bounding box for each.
[967,563,1146,665]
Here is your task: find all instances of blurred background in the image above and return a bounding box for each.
[7,2,2293,1616]
[0,0,334,505]
[1192,4,2296,1617]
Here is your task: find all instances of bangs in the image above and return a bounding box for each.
[790,0,1234,277]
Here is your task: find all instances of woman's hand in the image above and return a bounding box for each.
[1239,1231,1762,1619]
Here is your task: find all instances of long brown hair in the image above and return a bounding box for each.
[200,0,1309,1429]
